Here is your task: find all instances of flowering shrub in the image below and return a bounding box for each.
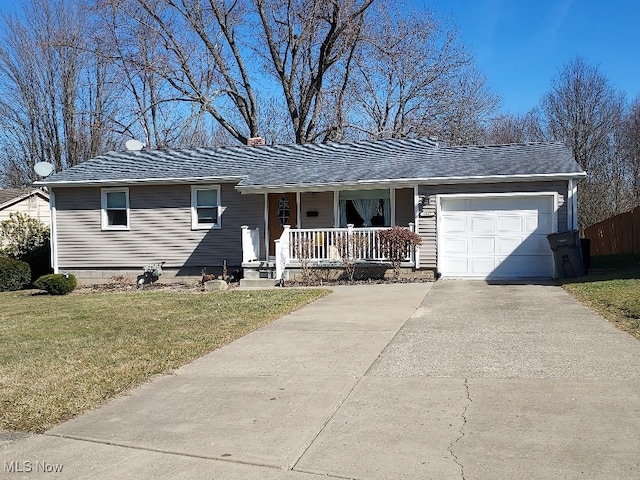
[377,226,422,281]
[0,212,51,280]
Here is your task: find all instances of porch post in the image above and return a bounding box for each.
[275,225,291,281]
[241,225,259,263]
[263,192,269,259]
[390,187,396,226]
[409,222,417,266]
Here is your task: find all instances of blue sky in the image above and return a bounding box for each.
[1,0,638,115]
[422,0,640,114]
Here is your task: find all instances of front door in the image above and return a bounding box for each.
[268,193,297,256]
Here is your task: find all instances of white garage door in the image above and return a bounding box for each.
[439,195,555,279]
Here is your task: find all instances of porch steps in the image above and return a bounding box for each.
[240,261,280,288]
[238,278,282,289]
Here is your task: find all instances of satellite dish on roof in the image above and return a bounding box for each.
[34,162,54,178]
[125,139,144,151]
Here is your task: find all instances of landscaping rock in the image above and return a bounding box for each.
[204,279,229,291]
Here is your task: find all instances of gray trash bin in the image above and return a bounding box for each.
[547,231,584,279]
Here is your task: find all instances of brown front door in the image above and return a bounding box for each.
[268,193,297,256]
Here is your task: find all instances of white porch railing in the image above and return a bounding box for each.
[274,224,416,281]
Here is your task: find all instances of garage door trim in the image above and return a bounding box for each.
[436,192,558,279]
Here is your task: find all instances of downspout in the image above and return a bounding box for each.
[568,178,578,231]
[49,190,59,273]
[572,178,579,231]
[414,185,420,269]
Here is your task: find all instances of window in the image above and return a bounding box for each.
[101,188,129,230]
[191,185,221,229]
[339,189,390,227]
[276,195,291,226]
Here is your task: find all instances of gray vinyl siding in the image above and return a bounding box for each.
[299,191,334,228]
[394,188,415,227]
[417,181,569,269]
[54,184,264,269]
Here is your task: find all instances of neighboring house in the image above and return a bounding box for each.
[35,138,585,283]
[0,188,50,226]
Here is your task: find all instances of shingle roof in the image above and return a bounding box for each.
[36,138,584,189]
[0,188,49,208]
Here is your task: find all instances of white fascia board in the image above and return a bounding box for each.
[34,176,244,188]
[235,172,587,193]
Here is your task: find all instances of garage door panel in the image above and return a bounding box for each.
[443,258,468,275]
[442,216,467,233]
[439,195,555,279]
[470,237,495,254]
[470,216,495,233]
[442,199,470,211]
[444,237,467,254]
[469,257,497,275]
[496,236,524,255]
[492,255,554,278]
[498,215,523,233]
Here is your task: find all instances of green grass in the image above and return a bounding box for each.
[0,288,329,433]
[562,262,640,340]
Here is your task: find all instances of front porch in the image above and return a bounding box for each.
[241,224,420,284]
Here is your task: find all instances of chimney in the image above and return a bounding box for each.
[246,136,265,146]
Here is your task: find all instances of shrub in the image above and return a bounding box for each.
[0,213,51,281]
[0,256,31,291]
[378,226,422,281]
[34,273,77,295]
[334,232,367,282]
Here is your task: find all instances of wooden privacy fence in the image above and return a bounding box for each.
[584,207,640,256]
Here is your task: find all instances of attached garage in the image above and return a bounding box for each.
[437,193,557,279]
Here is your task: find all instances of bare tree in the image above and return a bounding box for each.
[0,0,121,186]
[485,109,546,145]
[103,0,491,145]
[542,57,622,172]
[348,5,471,139]
[541,56,626,231]
[255,0,374,143]
[621,96,640,206]
[97,0,224,148]
[439,66,500,145]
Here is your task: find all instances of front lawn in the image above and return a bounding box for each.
[562,264,640,340]
[0,288,328,433]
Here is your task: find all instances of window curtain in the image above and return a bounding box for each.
[339,201,348,227]
[383,199,391,226]
[352,198,379,227]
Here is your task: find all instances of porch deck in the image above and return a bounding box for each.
[242,225,418,281]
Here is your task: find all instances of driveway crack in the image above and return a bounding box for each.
[448,378,471,480]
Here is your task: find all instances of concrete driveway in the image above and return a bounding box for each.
[2,281,639,479]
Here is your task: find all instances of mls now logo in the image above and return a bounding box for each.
[4,460,64,473]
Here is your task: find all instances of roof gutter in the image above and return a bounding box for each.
[34,176,245,188]
[235,171,587,193]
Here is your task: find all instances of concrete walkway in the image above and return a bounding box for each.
[2,281,639,479]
